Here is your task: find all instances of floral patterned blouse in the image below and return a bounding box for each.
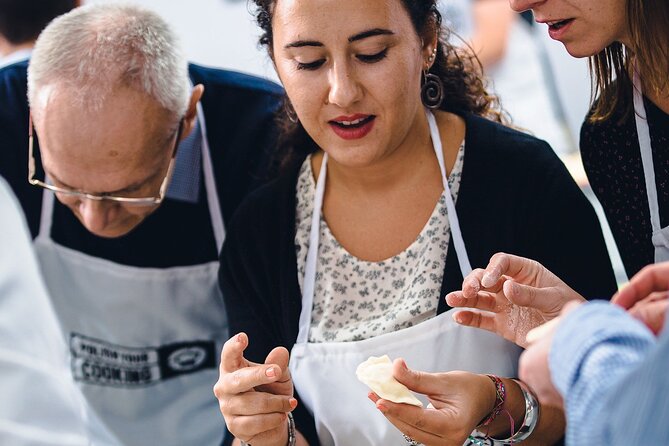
[295,143,465,342]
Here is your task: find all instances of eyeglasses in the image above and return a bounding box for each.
[28,113,183,206]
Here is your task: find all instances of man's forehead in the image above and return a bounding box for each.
[33,84,176,155]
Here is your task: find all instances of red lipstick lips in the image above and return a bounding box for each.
[329,114,375,140]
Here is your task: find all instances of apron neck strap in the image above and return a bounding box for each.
[297,153,328,344]
[426,111,472,277]
[632,68,663,233]
[37,186,55,239]
[197,101,226,250]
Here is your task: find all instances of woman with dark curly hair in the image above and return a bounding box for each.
[213,0,616,445]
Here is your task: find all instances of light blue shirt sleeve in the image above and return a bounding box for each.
[0,178,119,445]
[549,301,669,445]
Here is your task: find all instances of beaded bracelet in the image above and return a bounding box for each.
[468,379,540,445]
[478,374,506,427]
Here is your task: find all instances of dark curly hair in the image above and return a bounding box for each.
[252,0,505,170]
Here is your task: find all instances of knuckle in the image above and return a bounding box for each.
[218,397,233,415]
[414,416,426,429]
[229,370,244,390]
[225,416,240,434]
[490,252,506,265]
[259,395,274,413]
[213,381,223,398]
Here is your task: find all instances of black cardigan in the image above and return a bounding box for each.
[219,113,617,445]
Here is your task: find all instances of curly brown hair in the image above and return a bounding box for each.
[252,0,505,170]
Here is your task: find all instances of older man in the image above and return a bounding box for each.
[0,4,282,446]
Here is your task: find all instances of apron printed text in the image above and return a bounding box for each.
[71,333,216,387]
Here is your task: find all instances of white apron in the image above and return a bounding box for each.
[33,102,228,446]
[289,111,522,446]
[633,71,669,263]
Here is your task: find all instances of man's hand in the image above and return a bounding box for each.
[213,333,297,446]
[613,262,669,335]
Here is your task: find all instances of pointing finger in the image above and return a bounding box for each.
[446,291,501,313]
[219,363,285,395]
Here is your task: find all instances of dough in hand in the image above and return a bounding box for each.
[356,355,423,407]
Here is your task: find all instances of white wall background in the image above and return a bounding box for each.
[86,0,279,82]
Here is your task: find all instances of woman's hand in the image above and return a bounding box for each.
[214,333,297,446]
[446,253,585,347]
[519,300,583,409]
[369,359,498,446]
[613,262,669,335]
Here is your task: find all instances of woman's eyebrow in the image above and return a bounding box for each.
[284,40,323,49]
[348,28,394,42]
[284,28,394,49]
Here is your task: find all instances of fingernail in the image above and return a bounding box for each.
[265,367,276,377]
[236,333,244,343]
[507,281,518,297]
[481,272,494,288]
[289,398,298,409]
[376,403,387,413]
[452,312,463,324]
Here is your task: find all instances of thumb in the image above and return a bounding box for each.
[392,358,440,395]
[265,346,291,380]
[265,346,290,369]
[504,280,564,314]
[258,347,294,398]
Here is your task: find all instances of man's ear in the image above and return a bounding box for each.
[180,84,204,141]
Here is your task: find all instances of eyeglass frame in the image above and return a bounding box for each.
[27,112,184,206]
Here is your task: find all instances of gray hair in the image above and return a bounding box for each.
[28,3,189,118]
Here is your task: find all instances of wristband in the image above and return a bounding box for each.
[240,412,296,446]
[468,379,540,445]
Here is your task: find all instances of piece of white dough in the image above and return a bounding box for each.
[355,355,423,407]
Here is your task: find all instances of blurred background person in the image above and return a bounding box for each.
[0,0,78,68]
[448,0,669,339]
[436,0,627,284]
[0,176,119,446]
[438,0,573,158]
